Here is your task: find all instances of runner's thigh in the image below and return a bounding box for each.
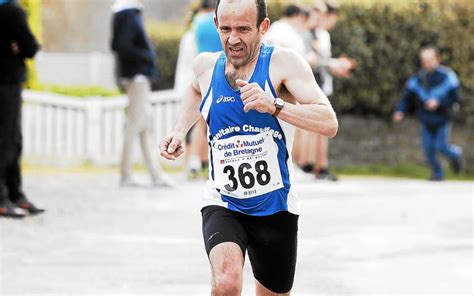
[247,211,298,293]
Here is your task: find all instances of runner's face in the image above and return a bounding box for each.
[215,0,268,67]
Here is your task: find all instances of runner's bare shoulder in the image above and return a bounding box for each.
[270,46,311,78]
[192,52,221,93]
[268,46,312,93]
[269,45,324,105]
[193,52,221,80]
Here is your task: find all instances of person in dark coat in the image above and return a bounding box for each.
[111,0,172,187]
[0,0,44,217]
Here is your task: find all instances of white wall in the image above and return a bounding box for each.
[35,52,117,88]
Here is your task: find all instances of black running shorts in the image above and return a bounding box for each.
[201,205,299,293]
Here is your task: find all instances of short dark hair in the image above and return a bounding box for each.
[201,0,217,9]
[420,44,440,56]
[283,4,302,17]
[215,0,268,27]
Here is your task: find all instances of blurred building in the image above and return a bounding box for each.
[37,0,189,88]
[41,0,189,53]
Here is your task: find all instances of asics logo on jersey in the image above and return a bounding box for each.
[216,95,235,104]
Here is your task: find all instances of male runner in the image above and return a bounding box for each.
[160,0,338,294]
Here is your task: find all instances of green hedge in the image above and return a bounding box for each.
[149,1,474,119]
[30,84,121,98]
[147,22,183,90]
[19,0,42,89]
[330,1,474,120]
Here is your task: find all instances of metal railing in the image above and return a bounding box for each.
[22,90,181,166]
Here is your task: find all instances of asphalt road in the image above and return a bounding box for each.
[1,172,472,295]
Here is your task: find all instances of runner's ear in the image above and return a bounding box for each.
[259,18,270,35]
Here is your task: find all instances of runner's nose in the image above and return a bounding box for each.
[228,32,241,46]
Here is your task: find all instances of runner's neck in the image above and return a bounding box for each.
[224,45,261,81]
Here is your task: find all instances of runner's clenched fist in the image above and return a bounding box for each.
[159,132,185,160]
[237,79,276,114]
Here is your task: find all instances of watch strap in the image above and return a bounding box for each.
[272,98,283,117]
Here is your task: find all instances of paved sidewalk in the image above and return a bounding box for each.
[1,173,472,295]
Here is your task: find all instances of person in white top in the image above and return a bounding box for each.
[262,4,307,57]
[264,4,325,177]
[174,30,197,95]
[299,0,356,180]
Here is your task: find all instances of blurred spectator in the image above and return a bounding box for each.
[194,0,222,54]
[111,0,172,187]
[302,0,356,181]
[174,8,198,95]
[174,6,198,175]
[186,0,222,179]
[0,0,44,218]
[308,1,355,96]
[263,4,308,57]
[263,4,315,177]
[393,45,462,181]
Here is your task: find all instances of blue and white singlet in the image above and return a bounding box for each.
[199,44,298,216]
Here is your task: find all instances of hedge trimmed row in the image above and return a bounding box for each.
[330,1,474,120]
[148,1,473,120]
[19,0,43,89]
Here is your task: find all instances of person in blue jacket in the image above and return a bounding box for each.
[393,45,462,181]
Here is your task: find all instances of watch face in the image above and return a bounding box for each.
[275,98,284,108]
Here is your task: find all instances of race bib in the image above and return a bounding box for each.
[212,132,284,199]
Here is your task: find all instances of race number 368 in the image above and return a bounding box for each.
[223,160,270,192]
[212,132,284,198]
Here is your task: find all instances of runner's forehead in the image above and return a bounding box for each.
[216,0,258,26]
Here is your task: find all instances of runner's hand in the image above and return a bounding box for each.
[236,79,275,114]
[159,132,185,160]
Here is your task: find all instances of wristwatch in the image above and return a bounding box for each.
[272,97,285,117]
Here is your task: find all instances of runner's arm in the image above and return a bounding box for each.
[276,49,338,137]
[159,54,213,160]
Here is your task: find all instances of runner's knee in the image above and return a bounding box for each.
[212,271,242,296]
